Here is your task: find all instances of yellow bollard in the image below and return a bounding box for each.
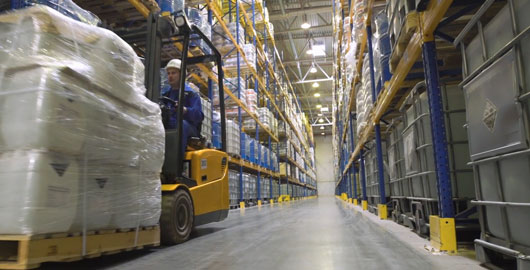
[377,204,388,219]
[240,201,245,209]
[430,216,457,253]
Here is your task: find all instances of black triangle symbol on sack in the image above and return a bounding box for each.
[95,178,108,189]
[50,163,69,177]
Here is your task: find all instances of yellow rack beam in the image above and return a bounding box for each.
[228,156,279,178]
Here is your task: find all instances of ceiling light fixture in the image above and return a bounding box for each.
[313,92,320,97]
[318,118,324,123]
[318,113,322,117]
[320,126,325,130]
[306,49,313,55]
[316,104,322,109]
[312,82,319,88]
[321,132,325,135]
[310,66,317,73]
[301,22,311,29]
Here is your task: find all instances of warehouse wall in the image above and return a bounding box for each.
[315,135,335,196]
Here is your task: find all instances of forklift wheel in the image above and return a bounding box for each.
[160,189,194,245]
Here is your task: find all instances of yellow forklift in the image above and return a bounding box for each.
[143,10,229,245]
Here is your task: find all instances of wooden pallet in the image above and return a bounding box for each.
[0,226,160,270]
[390,11,419,73]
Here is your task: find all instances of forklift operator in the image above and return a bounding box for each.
[161,59,204,156]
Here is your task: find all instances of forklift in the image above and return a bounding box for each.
[143,8,229,245]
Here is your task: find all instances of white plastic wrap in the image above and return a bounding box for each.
[0,7,163,235]
[224,43,257,73]
[356,54,373,138]
[23,0,101,26]
[213,22,245,54]
[257,107,272,129]
[246,89,258,115]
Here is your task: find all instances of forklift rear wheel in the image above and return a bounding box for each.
[160,189,194,245]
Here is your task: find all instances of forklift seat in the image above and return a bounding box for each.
[187,136,206,150]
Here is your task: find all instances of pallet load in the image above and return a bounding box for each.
[226,120,240,156]
[260,177,271,200]
[0,6,161,268]
[0,4,163,234]
[200,97,213,146]
[356,55,373,137]
[228,170,240,206]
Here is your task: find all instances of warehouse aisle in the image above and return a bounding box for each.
[42,198,483,270]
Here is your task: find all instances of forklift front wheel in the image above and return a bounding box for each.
[160,189,194,245]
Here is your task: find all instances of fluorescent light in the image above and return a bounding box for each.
[318,118,324,123]
[310,67,317,73]
[301,22,311,29]
[311,44,326,57]
[306,49,313,55]
[313,92,320,97]
[317,113,322,116]
[312,82,319,88]
[321,132,325,135]
[320,107,329,112]
[320,126,325,130]
[316,104,322,109]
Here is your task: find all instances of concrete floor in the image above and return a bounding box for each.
[42,197,485,270]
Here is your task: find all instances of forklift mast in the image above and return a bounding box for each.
[143,12,227,178]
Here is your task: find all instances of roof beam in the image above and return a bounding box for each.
[274,32,333,40]
[274,24,332,35]
[281,57,332,65]
[269,6,331,20]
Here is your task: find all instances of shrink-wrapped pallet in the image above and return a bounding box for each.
[0,6,163,234]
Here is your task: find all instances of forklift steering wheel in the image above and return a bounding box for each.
[158,97,178,106]
[159,96,177,105]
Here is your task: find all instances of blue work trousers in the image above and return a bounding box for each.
[181,120,199,158]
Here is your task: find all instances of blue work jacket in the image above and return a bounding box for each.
[161,84,204,129]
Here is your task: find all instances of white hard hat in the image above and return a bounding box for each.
[165,59,181,70]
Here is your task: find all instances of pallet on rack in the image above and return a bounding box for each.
[0,226,160,270]
[389,11,419,73]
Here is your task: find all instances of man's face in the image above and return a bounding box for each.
[167,68,180,87]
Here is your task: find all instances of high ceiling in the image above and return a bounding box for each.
[266,0,334,133]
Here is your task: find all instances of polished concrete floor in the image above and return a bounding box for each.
[42,197,484,270]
